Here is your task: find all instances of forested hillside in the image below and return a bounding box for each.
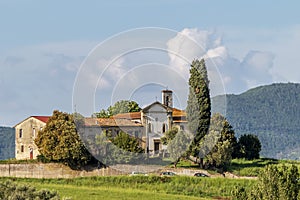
[212,83,300,160]
[0,127,15,160]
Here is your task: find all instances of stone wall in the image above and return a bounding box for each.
[0,163,125,178]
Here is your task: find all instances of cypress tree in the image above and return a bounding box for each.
[186,58,211,168]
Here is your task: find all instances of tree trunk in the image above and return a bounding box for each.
[199,158,204,168]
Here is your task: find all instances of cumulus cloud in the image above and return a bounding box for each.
[166,28,276,95]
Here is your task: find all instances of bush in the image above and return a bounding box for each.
[0,180,61,200]
[232,164,300,200]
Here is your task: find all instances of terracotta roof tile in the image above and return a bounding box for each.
[172,108,186,117]
[84,118,142,127]
[113,112,141,119]
[32,116,50,123]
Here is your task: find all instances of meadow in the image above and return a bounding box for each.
[0,175,255,200]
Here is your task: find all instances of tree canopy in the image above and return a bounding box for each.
[186,58,211,167]
[35,110,91,168]
[235,134,261,160]
[95,100,141,118]
[205,113,237,170]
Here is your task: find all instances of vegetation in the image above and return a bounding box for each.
[95,100,141,118]
[167,130,190,167]
[232,164,300,200]
[0,126,14,160]
[205,113,237,170]
[0,180,60,200]
[235,134,262,160]
[186,58,211,168]
[0,176,256,200]
[35,110,92,168]
[212,83,300,160]
[93,131,145,165]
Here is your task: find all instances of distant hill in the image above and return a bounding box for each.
[212,83,300,160]
[0,126,15,160]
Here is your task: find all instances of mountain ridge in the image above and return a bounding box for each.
[212,82,300,160]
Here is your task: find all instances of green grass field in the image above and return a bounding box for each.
[0,176,255,200]
[1,158,299,199]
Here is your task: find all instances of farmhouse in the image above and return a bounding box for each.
[15,90,187,159]
[14,116,50,160]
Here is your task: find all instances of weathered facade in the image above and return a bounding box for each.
[108,90,187,155]
[14,116,49,160]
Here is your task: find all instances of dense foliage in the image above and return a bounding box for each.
[233,164,300,200]
[95,100,141,118]
[212,83,300,160]
[0,180,60,200]
[161,127,178,145]
[205,113,237,170]
[35,110,91,168]
[94,131,145,165]
[0,127,14,160]
[186,59,211,167]
[235,134,261,160]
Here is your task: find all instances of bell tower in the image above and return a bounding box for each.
[162,90,173,108]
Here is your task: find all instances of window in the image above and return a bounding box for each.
[21,145,24,153]
[148,123,152,132]
[32,128,36,137]
[162,123,166,133]
[19,129,23,138]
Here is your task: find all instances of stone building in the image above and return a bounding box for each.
[98,90,187,155]
[14,116,49,160]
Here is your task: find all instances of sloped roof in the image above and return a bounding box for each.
[113,112,141,120]
[14,116,50,127]
[172,108,186,117]
[32,116,50,123]
[142,101,169,112]
[84,118,143,127]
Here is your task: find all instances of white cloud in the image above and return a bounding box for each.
[166,28,276,95]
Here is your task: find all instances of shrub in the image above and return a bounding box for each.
[0,180,61,200]
[232,164,300,200]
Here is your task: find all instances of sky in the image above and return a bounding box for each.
[1,0,300,126]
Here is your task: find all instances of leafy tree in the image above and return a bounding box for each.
[205,113,237,170]
[232,164,300,200]
[35,110,91,168]
[167,130,190,167]
[110,131,144,153]
[236,134,262,160]
[95,100,141,118]
[94,131,144,165]
[186,58,211,168]
[161,127,179,145]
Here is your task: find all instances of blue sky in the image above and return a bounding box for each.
[1,1,300,126]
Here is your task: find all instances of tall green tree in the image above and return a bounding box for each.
[205,113,237,170]
[95,100,141,118]
[35,110,91,168]
[236,134,261,160]
[186,58,211,168]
